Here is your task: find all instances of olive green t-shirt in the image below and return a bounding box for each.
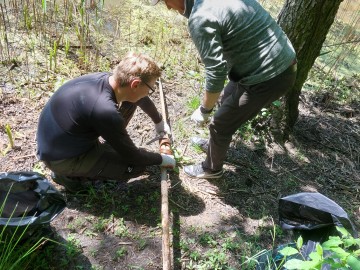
[185,0,296,92]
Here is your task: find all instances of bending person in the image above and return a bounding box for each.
[151,0,297,179]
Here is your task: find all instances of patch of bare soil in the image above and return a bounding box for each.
[0,79,359,269]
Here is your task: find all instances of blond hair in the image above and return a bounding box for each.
[113,52,162,86]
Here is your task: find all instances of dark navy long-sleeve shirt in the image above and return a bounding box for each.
[36,72,162,165]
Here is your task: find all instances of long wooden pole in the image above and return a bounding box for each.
[158,79,171,270]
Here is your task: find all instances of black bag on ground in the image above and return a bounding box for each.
[0,171,66,239]
[255,192,358,270]
[279,192,358,241]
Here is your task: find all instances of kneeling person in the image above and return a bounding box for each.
[37,52,175,192]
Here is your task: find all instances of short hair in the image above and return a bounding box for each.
[113,52,162,87]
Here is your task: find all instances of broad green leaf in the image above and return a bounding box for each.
[322,238,343,248]
[272,100,281,107]
[323,259,343,269]
[309,251,322,262]
[336,226,350,237]
[283,259,306,269]
[354,238,360,246]
[328,247,349,257]
[343,238,357,248]
[328,236,341,240]
[279,246,298,256]
[316,243,323,256]
[297,236,303,249]
[305,260,322,269]
[347,255,360,270]
[284,259,316,270]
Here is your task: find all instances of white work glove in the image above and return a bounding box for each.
[155,119,171,136]
[191,106,211,125]
[160,154,176,169]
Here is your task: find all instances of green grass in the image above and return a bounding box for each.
[0,188,54,270]
[1,0,359,269]
[186,95,201,112]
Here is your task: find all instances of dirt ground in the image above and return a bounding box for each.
[0,74,360,269]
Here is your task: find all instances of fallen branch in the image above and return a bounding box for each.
[13,153,36,160]
[169,198,187,211]
[158,79,171,270]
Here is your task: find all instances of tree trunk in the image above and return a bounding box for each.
[276,0,343,139]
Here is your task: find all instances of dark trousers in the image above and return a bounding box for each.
[203,63,297,171]
[46,102,145,181]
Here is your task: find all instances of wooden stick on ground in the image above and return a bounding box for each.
[158,78,171,270]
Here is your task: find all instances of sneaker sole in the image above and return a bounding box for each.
[194,171,223,179]
[183,167,223,179]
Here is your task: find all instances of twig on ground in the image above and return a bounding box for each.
[224,160,252,169]
[222,189,273,196]
[13,153,36,160]
[181,142,188,157]
[118,242,133,245]
[276,167,299,176]
[347,136,353,159]
[170,180,182,189]
[105,219,118,233]
[275,163,307,184]
[169,198,188,211]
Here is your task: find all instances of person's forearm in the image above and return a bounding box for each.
[202,91,221,110]
[136,96,162,123]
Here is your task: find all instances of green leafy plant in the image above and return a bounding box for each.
[172,147,192,168]
[137,238,147,251]
[5,124,14,149]
[236,121,253,141]
[93,217,108,232]
[199,232,218,247]
[41,0,47,13]
[202,249,229,270]
[23,5,33,30]
[235,99,283,143]
[279,227,360,270]
[32,162,46,175]
[64,37,70,57]
[49,40,58,70]
[113,247,127,261]
[65,234,82,258]
[186,95,201,112]
[114,218,129,238]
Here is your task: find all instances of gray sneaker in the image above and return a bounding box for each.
[191,137,208,152]
[51,173,89,193]
[183,164,223,179]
